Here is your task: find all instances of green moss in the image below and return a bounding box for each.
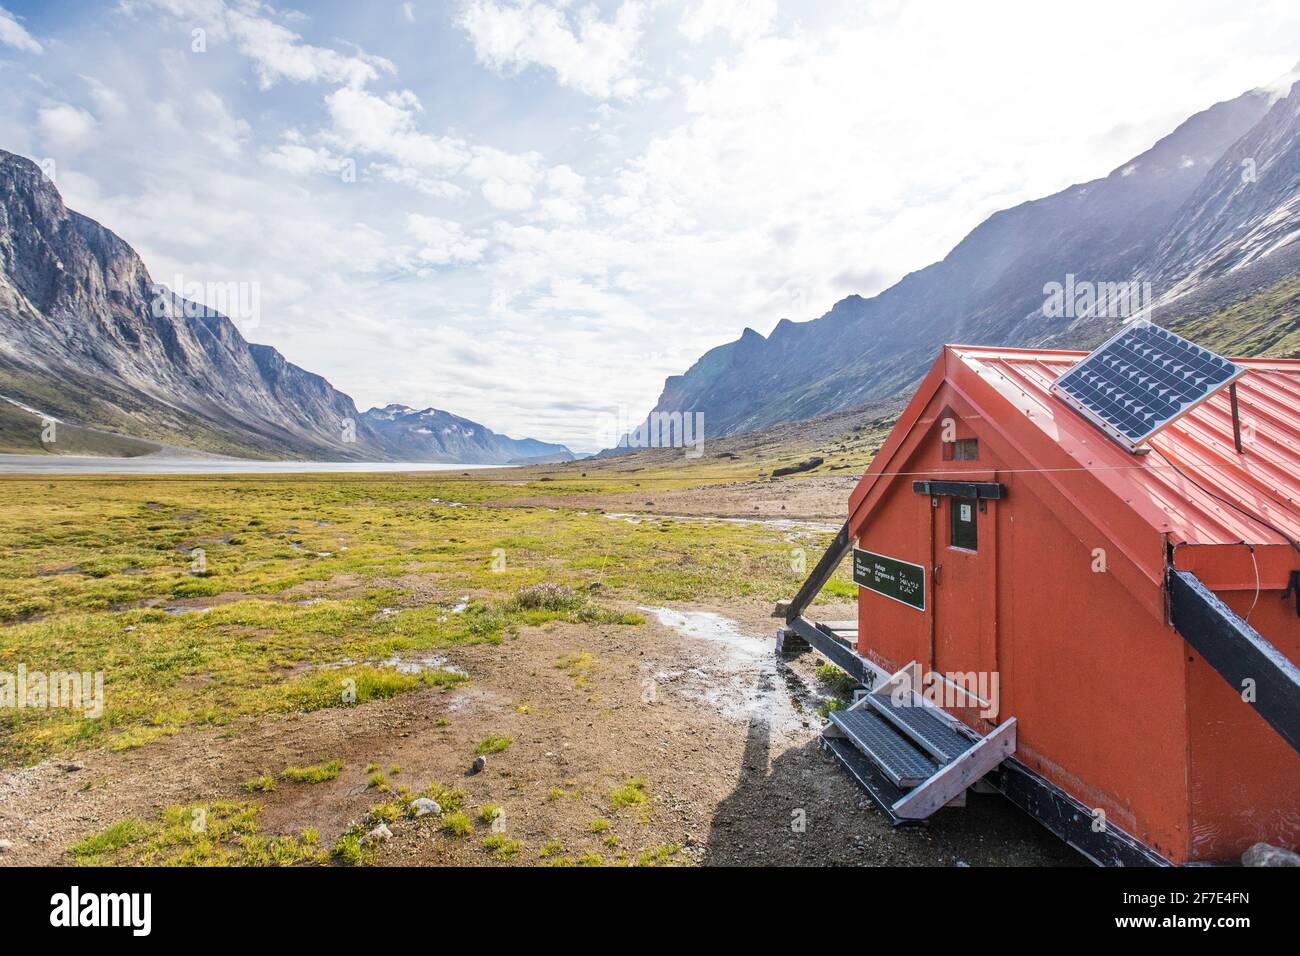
[71,819,153,863]
[423,781,464,813]
[244,774,275,793]
[815,663,857,698]
[475,735,511,755]
[72,801,325,867]
[633,843,681,867]
[481,833,522,859]
[816,697,847,719]
[608,778,648,811]
[282,759,343,784]
[441,811,472,836]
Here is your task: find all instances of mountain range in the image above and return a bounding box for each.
[3,65,1298,464]
[0,148,572,464]
[630,68,1300,443]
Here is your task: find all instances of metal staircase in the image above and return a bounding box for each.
[820,663,1017,824]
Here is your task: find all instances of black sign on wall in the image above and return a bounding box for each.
[853,548,926,611]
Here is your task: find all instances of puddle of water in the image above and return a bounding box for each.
[640,607,769,666]
[301,655,468,677]
[288,541,332,557]
[641,606,823,732]
[163,606,211,615]
[377,655,468,676]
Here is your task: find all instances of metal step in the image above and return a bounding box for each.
[867,691,976,763]
[827,707,938,787]
[819,736,911,826]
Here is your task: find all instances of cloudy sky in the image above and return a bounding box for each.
[1,0,1298,451]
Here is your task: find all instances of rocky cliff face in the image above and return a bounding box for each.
[0,149,565,463]
[631,75,1300,442]
[1149,76,1300,299]
[360,404,573,464]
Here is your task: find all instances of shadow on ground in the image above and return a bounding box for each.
[702,670,1084,867]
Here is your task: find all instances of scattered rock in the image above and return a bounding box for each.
[772,456,823,478]
[1242,842,1300,867]
[410,798,442,818]
[362,823,392,845]
[772,599,791,618]
[0,839,13,854]
[470,755,487,774]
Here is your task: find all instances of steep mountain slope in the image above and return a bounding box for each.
[634,76,1298,442]
[1149,76,1300,298]
[0,149,564,463]
[0,148,387,459]
[361,404,573,464]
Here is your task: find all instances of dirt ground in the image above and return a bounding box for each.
[0,593,1077,866]
[499,473,862,523]
[0,475,1081,867]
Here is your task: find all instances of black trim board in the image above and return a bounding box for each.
[912,480,1004,499]
[786,615,873,687]
[1169,569,1300,755]
[989,759,1170,867]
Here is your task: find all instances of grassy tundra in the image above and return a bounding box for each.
[0,418,891,865]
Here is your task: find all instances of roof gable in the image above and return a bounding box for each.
[848,345,1300,606]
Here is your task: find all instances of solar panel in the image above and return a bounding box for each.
[1051,321,1244,452]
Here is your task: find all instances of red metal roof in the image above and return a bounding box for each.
[952,345,1300,548]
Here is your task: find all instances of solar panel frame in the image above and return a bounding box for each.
[1050,321,1245,453]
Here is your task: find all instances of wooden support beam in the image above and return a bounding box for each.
[1169,568,1300,755]
[786,615,874,686]
[784,521,852,623]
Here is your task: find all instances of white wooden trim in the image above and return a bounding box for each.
[891,717,1017,820]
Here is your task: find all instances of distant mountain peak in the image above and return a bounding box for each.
[630,74,1298,441]
[0,151,569,464]
[359,405,572,464]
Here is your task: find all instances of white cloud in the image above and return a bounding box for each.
[36,104,98,151]
[0,6,42,54]
[679,0,776,45]
[458,0,647,99]
[402,2,416,23]
[226,9,394,89]
[465,144,543,209]
[123,0,393,90]
[407,213,488,264]
[12,0,1300,453]
[80,76,126,115]
[262,139,347,177]
[324,87,468,171]
[370,163,467,199]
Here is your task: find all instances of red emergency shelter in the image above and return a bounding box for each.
[780,340,1300,865]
